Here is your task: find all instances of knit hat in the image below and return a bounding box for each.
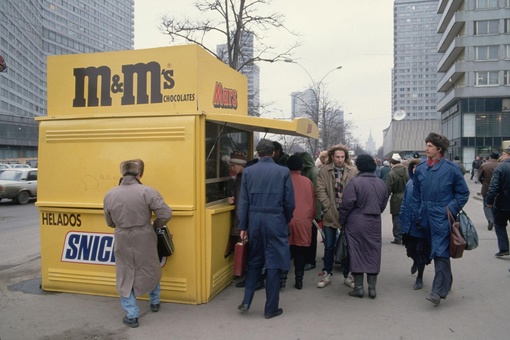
[413,152,420,159]
[383,160,390,166]
[287,155,303,171]
[229,152,247,165]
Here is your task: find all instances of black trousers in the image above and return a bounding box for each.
[304,223,318,265]
[290,245,307,274]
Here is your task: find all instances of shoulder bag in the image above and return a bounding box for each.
[457,206,479,250]
[447,207,466,259]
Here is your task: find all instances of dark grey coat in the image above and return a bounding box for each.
[339,173,388,274]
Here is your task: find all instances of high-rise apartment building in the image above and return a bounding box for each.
[290,89,317,119]
[436,0,510,164]
[384,0,442,158]
[0,0,134,161]
[217,31,260,117]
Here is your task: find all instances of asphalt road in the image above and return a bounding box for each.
[1,178,510,339]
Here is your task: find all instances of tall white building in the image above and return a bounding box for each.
[384,0,442,158]
[0,0,134,161]
[290,89,317,119]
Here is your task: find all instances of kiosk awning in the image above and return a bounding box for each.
[205,113,319,139]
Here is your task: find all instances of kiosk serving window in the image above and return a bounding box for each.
[205,122,249,203]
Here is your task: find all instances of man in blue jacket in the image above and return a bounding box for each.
[412,133,469,306]
[237,139,295,319]
[486,147,510,258]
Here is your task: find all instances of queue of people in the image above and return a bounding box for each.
[107,134,510,327]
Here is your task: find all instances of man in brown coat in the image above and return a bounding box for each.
[104,159,172,328]
[316,145,358,288]
[478,152,500,230]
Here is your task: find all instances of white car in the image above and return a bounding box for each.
[0,168,38,204]
[0,164,12,169]
[11,164,31,168]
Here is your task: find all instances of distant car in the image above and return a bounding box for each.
[0,168,38,204]
[0,164,12,169]
[11,164,31,168]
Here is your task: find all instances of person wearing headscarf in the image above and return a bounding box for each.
[339,154,388,298]
[412,133,469,306]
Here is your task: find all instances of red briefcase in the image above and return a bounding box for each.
[233,241,248,276]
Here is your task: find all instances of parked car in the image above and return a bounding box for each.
[11,164,31,168]
[0,168,37,204]
[0,164,12,169]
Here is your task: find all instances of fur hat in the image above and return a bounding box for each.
[229,152,247,165]
[391,153,402,163]
[120,159,144,176]
[383,160,390,167]
[425,132,449,155]
[490,152,500,159]
[355,154,377,173]
[287,154,303,171]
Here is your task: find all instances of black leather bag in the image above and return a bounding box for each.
[156,226,174,257]
[335,230,348,262]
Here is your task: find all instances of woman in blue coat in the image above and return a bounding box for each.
[412,133,469,306]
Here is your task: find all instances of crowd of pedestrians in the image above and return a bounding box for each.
[105,136,510,327]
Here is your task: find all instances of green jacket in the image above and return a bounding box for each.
[386,164,409,215]
[299,152,322,220]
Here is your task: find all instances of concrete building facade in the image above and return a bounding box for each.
[436,0,510,167]
[0,0,134,162]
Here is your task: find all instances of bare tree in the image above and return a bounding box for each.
[291,84,355,156]
[159,0,298,73]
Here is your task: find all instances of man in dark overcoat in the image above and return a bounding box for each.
[237,139,295,319]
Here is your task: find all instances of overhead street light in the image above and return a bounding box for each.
[284,59,343,155]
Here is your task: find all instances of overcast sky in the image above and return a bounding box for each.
[134,0,394,149]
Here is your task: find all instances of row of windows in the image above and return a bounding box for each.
[475,0,510,9]
[475,71,510,86]
[475,19,510,35]
[0,100,44,117]
[474,44,510,60]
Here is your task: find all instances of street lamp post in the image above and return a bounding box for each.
[285,59,342,155]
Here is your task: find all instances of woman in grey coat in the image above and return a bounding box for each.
[339,154,388,298]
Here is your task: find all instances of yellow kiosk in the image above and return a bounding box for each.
[37,44,318,304]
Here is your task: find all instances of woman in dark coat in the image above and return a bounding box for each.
[339,154,388,298]
[399,158,430,290]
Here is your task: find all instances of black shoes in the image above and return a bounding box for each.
[264,308,283,319]
[411,263,417,275]
[488,222,494,231]
[150,303,160,312]
[238,303,250,312]
[426,292,441,306]
[123,316,139,328]
[495,251,510,257]
[414,278,423,290]
[391,239,402,245]
[235,279,246,288]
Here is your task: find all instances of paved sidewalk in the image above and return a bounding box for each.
[1,177,510,339]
